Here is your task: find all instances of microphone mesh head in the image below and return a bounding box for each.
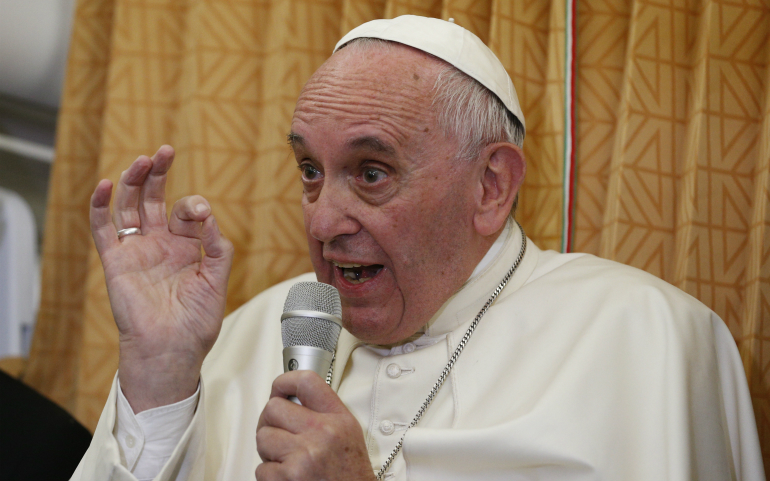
[282,282,342,352]
[283,282,342,316]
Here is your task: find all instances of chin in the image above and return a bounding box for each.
[342,310,391,344]
[342,307,422,346]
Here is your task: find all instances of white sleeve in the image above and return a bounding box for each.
[712,318,765,481]
[113,379,200,481]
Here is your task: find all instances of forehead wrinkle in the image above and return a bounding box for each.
[294,47,444,150]
[298,71,430,118]
[298,98,425,125]
[295,97,428,147]
[299,86,428,120]
[295,108,419,149]
[303,71,427,100]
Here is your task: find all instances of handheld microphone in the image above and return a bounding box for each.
[281,282,342,403]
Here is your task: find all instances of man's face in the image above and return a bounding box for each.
[290,45,488,345]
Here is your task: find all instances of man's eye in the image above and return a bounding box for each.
[300,164,321,180]
[362,168,387,184]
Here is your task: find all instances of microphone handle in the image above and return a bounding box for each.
[282,345,335,404]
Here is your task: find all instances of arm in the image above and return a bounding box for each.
[113,379,199,480]
[70,375,207,481]
[71,146,234,480]
[89,145,233,412]
[712,318,765,481]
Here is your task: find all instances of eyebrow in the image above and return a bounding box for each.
[287,132,304,149]
[347,136,396,156]
[287,132,396,157]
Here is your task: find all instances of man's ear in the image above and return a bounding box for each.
[473,143,526,236]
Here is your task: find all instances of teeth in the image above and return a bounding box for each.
[336,262,384,285]
[332,261,364,268]
[342,268,373,284]
[346,277,371,284]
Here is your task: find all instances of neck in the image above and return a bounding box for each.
[469,219,512,281]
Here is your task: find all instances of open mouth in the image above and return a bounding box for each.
[332,262,384,284]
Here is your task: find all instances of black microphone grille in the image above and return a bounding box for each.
[281,282,342,351]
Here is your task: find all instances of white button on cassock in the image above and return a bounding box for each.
[125,434,136,448]
[403,342,416,354]
[379,420,395,435]
[386,363,402,378]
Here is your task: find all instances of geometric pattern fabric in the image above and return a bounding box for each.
[23,0,770,472]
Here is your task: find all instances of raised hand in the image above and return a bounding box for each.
[256,371,376,481]
[89,146,234,412]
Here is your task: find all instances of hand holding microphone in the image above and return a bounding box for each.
[256,282,375,481]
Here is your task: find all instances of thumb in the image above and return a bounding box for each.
[200,214,234,297]
[270,371,345,414]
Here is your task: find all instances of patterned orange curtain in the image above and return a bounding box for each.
[578,3,770,469]
[22,0,770,471]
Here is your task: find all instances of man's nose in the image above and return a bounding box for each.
[306,182,361,243]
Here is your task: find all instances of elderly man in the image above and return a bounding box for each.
[72,16,763,481]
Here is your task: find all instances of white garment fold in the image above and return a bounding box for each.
[111,222,515,478]
[71,222,765,481]
[113,380,198,480]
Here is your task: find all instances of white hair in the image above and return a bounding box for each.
[336,38,525,213]
[337,38,525,158]
[431,67,524,161]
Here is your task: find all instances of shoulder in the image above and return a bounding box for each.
[526,249,711,317]
[500,249,719,353]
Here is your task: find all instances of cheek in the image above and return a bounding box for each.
[303,205,328,278]
[399,192,474,281]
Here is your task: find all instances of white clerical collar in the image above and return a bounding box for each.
[331,218,536,382]
[362,224,514,354]
[468,219,512,281]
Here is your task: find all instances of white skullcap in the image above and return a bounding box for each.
[334,15,525,131]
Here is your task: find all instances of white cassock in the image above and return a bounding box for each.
[71,221,765,480]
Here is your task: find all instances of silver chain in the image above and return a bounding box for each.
[374,223,527,480]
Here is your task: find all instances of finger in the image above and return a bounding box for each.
[139,145,175,230]
[112,156,153,231]
[168,195,211,239]
[257,395,312,435]
[256,426,298,463]
[256,461,289,481]
[199,214,234,298]
[269,371,343,415]
[90,179,119,254]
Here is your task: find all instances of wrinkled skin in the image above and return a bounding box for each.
[256,44,523,480]
[292,46,496,345]
[256,371,375,481]
[89,146,233,413]
[89,41,523,481]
